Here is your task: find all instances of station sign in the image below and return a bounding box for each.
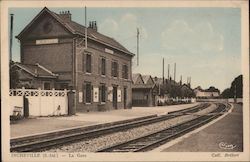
[105,48,114,54]
[36,38,58,45]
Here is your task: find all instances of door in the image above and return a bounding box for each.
[113,86,117,109]
[124,87,127,109]
[44,82,51,90]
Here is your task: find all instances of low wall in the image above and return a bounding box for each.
[10,88,68,117]
[196,98,243,103]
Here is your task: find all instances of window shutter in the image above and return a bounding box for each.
[103,58,106,75]
[117,63,119,78]
[122,65,124,79]
[105,86,108,101]
[98,57,101,75]
[90,54,92,73]
[91,85,93,103]
[83,54,86,73]
[111,62,114,77]
[82,84,86,103]
[99,85,101,103]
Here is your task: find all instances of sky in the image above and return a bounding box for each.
[9,7,241,91]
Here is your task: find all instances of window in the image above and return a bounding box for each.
[86,54,92,73]
[111,61,118,77]
[122,64,128,79]
[85,82,92,103]
[44,82,51,90]
[100,84,106,103]
[59,83,68,90]
[101,58,106,75]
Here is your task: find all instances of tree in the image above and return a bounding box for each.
[10,62,20,89]
[221,88,232,98]
[221,75,243,98]
[230,75,243,98]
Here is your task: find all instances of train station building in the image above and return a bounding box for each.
[15,7,134,112]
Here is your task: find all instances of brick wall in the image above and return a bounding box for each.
[75,39,133,112]
[22,41,73,72]
[19,12,133,112]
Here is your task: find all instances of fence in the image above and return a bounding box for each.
[156,96,196,106]
[196,98,243,103]
[9,88,68,117]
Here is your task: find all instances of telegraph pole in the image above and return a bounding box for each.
[85,6,87,49]
[168,64,170,80]
[162,58,165,85]
[180,75,182,85]
[10,14,14,62]
[137,28,139,66]
[174,63,176,82]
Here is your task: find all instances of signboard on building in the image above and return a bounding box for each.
[105,48,114,54]
[108,87,113,102]
[118,89,122,102]
[79,92,83,103]
[36,38,58,45]
[93,87,99,102]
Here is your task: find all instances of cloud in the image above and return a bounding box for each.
[99,13,148,52]
[161,20,224,54]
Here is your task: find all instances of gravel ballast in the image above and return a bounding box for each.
[47,104,217,152]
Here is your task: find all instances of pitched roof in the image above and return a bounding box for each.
[205,86,220,93]
[16,7,134,56]
[142,75,154,84]
[194,86,220,93]
[13,62,58,78]
[153,77,162,85]
[132,73,144,84]
[181,84,193,91]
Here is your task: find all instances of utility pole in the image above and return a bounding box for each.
[74,6,88,115]
[162,58,165,85]
[168,64,170,80]
[85,6,87,49]
[174,63,176,82]
[137,28,139,66]
[180,75,182,85]
[10,14,14,62]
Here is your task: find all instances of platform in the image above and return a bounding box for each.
[157,103,243,152]
[10,103,198,138]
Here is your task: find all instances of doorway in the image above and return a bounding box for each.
[124,87,127,109]
[113,86,117,109]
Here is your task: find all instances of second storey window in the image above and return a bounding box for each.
[101,58,106,75]
[122,64,128,79]
[111,61,118,77]
[86,54,92,73]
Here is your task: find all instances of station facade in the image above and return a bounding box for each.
[16,7,134,112]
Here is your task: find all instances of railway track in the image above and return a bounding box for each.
[97,103,230,152]
[10,103,210,152]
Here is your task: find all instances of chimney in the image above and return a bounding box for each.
[88,21,98,31]
[59,10,71,22]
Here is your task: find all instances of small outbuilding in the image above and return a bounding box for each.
[132,74,158,107]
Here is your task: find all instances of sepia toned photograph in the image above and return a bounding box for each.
[1,0,249,162]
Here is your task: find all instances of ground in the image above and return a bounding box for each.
[161,104,243,152]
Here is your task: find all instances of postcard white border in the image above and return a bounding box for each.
[1,0,249,161]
